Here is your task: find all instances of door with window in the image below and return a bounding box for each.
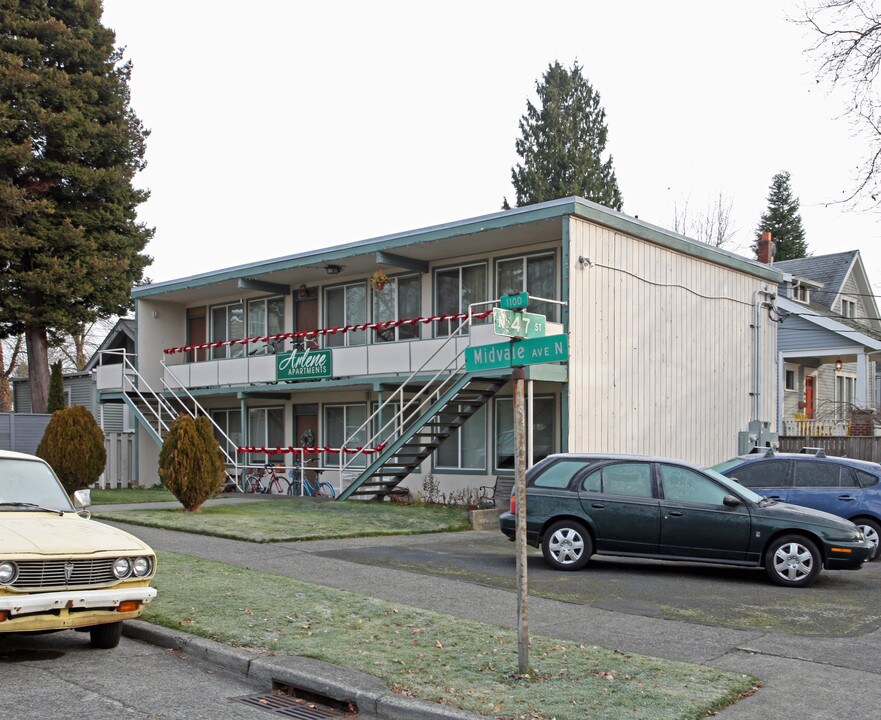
[658,464,750,561]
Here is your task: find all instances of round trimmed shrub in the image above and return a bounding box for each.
[159,414,225,511]
[36,404,107,494]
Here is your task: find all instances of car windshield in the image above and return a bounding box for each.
[710,458,743,473]
[0,458,74,512]
[703,466,764,504]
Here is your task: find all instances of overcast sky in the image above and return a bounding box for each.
[100,0,881,289]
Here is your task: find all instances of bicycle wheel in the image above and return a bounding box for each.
[317,481,335,499]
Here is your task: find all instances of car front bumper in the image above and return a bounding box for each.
[0,585,157,633]
[821,539,874,570]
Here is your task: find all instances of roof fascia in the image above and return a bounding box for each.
[778,296,881,349]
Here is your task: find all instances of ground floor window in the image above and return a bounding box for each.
[210,409,242,463]
[324,403,368,467]
[435,403,487,471]
[835,374,856,420]
[495,396,556,472]
[248,406,284,466]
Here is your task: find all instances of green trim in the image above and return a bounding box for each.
[561,218,570,454]
[134,197,781,299]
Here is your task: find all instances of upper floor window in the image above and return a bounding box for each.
[325,283,366,348]
[211,301,245,360]
[248,296,285,340]
[840,297,857,319]
[792,284,810,304]
[435,263,487,337]
[496,253,557,321]
[373,274,420,342]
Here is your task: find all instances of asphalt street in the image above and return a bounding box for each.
[95,518,881,720]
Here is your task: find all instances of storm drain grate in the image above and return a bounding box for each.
[231,691,345,719]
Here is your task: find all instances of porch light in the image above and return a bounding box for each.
[325,264,342,275]
[835,357,843,372]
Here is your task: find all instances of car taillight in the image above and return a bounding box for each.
[510,493,516,514]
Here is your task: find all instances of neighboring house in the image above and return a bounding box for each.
[772,251,881,435]
[95,197,783,495]
[12,318,135,432]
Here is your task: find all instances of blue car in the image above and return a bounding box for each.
[712,449,881,561]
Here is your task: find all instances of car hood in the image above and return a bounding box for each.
[755,501,858,531]
[0,512,153,557]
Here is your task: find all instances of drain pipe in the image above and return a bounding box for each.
[752,285,776,423]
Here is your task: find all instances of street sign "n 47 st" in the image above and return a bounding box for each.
[492,307,546,339]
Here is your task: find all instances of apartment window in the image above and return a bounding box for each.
[373,274,421,342]
[434,263,487,336]
[210,301,245,360]
[248,407,285,465]
[248,296,285,342]
[324,404,368,467]
[325,283,367,348]
[784,367,797,392]
[835,374,856,419]
[495,396,555,472]
[435,403,487,471]
[496,253,557,321]
[210,409,242,464]
[840,298,857,318]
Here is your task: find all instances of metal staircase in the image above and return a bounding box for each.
[336,314,509,501]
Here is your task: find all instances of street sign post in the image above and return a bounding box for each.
[492,307,546,339]
[465,335,568,372]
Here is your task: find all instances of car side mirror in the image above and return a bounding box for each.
[73,489,92,509]
[722,494,741,508]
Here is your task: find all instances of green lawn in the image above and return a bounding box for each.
[94,498,472,542]
[145,551,757,720]
[91,487,177,504]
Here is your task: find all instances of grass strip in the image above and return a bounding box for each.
[94,498,472,542]
[91,487,177,504]
[144,551,757,720]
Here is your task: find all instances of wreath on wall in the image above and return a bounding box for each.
[370,269,389,290]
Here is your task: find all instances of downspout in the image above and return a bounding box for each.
[753,286,776,423]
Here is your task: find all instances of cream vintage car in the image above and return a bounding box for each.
[0,450,157,648]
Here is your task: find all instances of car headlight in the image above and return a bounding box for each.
[132,556,152,577]
[0,561,17,585]
[112,557,132,579]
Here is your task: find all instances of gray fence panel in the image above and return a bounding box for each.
[0,413,52,454]
[98,432,135,488]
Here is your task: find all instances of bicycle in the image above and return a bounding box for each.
[243,464,286,494]
[291,460,335,498]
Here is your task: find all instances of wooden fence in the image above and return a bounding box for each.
[778,436,881,463]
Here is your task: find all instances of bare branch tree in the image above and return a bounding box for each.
[0,335,24,412]
[672,191,737,248]
[799,0,881,207]
[51,318,118,371]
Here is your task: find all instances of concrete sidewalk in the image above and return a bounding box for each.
[105,515,881,720]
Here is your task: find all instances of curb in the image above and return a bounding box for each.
[124,620,483,720]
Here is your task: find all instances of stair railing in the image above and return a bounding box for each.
[335,308,485,490]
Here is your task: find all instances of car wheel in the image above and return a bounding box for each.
[854,517,881,561]
[541,520,592,571]
[765,535,821,588]
[89,621,123,649]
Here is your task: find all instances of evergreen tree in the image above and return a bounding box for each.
[506,60,623,211]
[0,1,153,413]
[47,360,65,413]
[753,171,808,261]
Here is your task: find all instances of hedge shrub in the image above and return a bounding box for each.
[159,414,225,511]
[36,404,107,494]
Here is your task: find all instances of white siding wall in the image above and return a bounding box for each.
[567,218,777,466]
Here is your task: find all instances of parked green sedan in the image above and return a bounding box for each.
[499,454,873,587]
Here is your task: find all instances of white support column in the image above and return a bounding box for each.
[857,352,869,409]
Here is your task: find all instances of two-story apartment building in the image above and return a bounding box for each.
[96,197,782,498]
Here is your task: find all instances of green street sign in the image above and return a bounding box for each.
[276,349,333,381]
[499,291,529,310]
[465,335,568,372]
[493,307,546,339]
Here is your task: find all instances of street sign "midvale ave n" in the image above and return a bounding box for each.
[464,335,568,372]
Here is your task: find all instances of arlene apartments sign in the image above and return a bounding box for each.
[276,349,333,381]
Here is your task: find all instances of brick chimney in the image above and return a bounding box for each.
[757,231,775,264]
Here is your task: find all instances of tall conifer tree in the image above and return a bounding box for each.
[506,60,623,210]
[753,171,808,261]
[0,1,152,413]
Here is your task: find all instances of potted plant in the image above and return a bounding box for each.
[370,269,389,290]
